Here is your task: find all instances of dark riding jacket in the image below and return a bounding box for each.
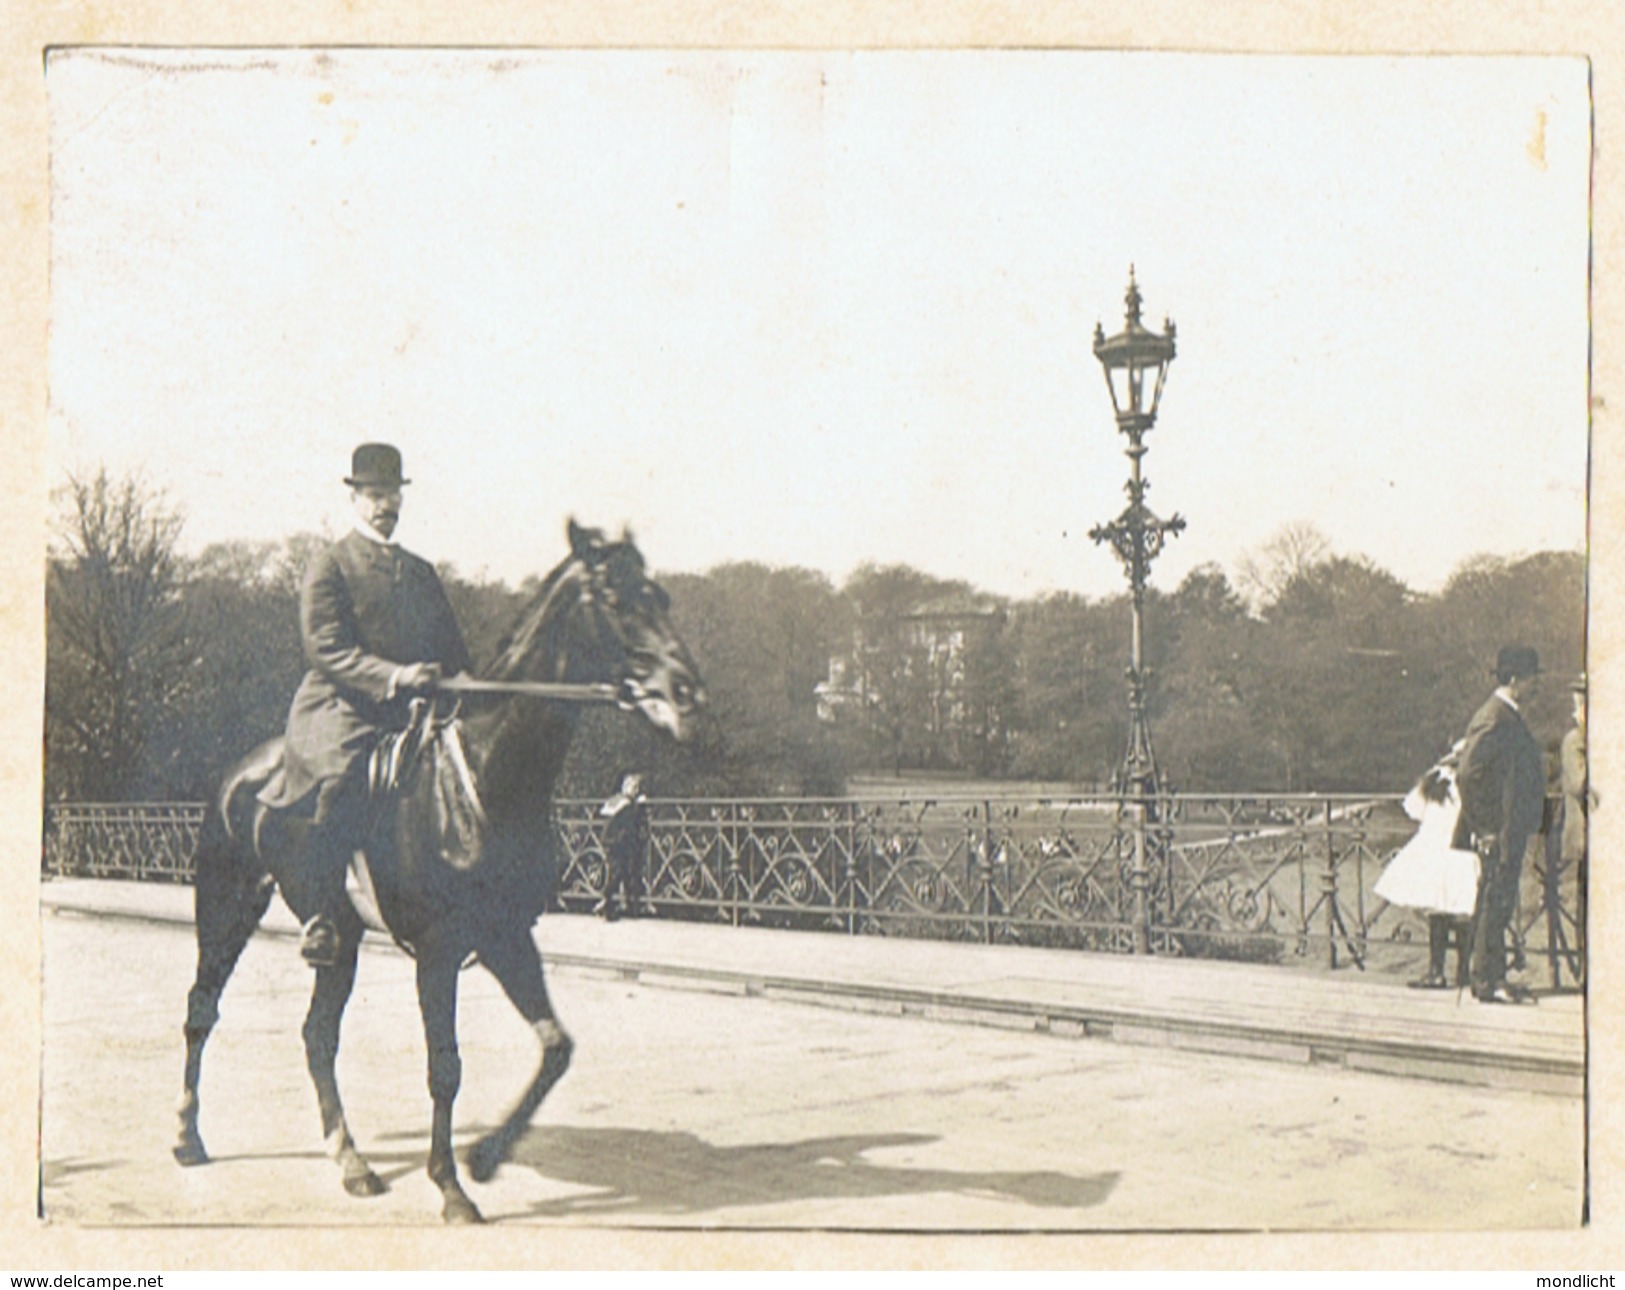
[260,528,472,813]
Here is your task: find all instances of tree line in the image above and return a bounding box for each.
[45,470,1585,804]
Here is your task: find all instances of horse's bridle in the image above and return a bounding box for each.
[576,551,667,704]
[439,553,646,707]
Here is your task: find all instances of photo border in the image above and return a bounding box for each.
[5,1,1619,1271]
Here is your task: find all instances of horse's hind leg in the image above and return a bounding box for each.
[174,825,273,1167]
[466,923,574,1184]
[302,911,385,1198]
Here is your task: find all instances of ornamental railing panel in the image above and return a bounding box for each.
[1154,796,1395,967]
[42,793,1585,986]
[43,803,205,884]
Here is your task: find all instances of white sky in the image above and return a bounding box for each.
[47,49,1591,599]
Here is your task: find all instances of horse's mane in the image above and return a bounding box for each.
[482,557,583,683]
[481,524,645,683]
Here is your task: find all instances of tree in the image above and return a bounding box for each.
[45,470,192,800]
[1234,520,1332,614]
[1155,565,1265,789]
[560,563,852,797]
[41,462,1587,806]
[1170,562,1248,626]
[958,614,1017,776]
[157,538,314,797]
[1240,555,1418,790]
[438,566,529,674]
[1418,550,1586,756]
[1266,554,1409,633]
[1001,592,1123,784]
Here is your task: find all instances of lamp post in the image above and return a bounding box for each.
[1089,268,1184,803]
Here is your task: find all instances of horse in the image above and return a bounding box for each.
[172,520,705,1223]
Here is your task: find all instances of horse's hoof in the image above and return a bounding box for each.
[173,1137,209,1168]
[344,1170,388,1198]
[467,1135,505,1184]
[442,1191,485,1225]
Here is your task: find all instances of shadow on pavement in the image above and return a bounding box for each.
[485,1125,1120,1220]
[40,1156,128,1187]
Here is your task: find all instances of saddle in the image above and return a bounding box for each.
[368,699,489,872]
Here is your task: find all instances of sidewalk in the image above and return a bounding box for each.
[41,877,1585,1097]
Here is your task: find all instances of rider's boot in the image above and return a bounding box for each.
[301,776,365,968]
[300,821,352,968]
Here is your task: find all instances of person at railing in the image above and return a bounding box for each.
[1453,645,1547,1005]
[257,443,472,967]
[1375,742,1479,989]
[596,772,650,921]
[1558,674,1593,956]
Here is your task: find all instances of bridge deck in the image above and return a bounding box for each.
[41,877,1584,1096]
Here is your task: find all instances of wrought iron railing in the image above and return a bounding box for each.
[551,791,1584,985]
[41,793,1585,985]
[43,802,206,883]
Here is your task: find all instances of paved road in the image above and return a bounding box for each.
[42,907,1583,1230]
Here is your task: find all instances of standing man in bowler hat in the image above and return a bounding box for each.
[1453,645,1547,1004]
[259,443,472,966]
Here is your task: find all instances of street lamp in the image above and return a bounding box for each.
[1089,268,1184,801]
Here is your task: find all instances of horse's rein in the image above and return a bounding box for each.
[436,676,625,704]
[435,557,640,707]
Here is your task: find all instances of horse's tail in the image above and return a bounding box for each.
[197,739,282,892]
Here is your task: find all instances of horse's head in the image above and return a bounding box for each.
[489,521,706,741]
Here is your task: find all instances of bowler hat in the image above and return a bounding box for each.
[345,443,410,488]
[1495,645,1541,679]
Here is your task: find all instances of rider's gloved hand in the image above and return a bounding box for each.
[396,661,444,694]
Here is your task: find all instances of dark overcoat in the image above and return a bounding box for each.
[603,795,649,869]
[1453,691,1546,991]
[1454,693,1546,849]
[261,529,472,811]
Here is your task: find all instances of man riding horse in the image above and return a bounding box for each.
[259,442,472,967]
[179,486,704,1221]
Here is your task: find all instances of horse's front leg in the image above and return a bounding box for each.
[466,922,574,1184]
[416,939,483,1224]
[303,916,385,1199]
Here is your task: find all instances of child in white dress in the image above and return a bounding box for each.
[1375,743,1481,988]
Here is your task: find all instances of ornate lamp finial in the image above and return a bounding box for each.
[1124,267,1143,327]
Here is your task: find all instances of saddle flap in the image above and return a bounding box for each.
[429,723,487,871]
[365,702,488,873]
